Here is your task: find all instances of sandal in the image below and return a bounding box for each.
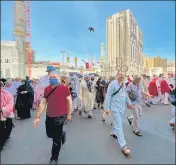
[133,130,142,136]
[169,122,175,127]
[102,116,105,122]
[110,133,117,139]
[102,113,106,122]
[121,146,130,156]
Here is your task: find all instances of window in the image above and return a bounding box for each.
[5,59,10,63]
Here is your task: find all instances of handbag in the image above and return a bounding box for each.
[128,84,139,101]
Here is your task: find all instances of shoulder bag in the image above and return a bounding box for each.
[128,83,139,101]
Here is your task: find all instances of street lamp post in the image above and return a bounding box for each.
[61,50,66,68]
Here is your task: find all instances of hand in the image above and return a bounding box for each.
[33,118,40,128]
[67,114,72,120]
[104,109,110,115]
[127,104,135,109]
[146,94,152,98]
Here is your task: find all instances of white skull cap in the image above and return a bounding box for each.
[84,74,90,78]
[61,71,69,77]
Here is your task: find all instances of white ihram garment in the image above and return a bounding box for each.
[79,80,94,116]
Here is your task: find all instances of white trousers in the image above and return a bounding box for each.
[161,92,169,104]
[128,104,142,131]
[151,97,158,104]
[169,105,175,124]
[111,110,127,148]
[80,100,93,116]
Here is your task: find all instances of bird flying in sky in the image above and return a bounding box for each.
[88,27,94,32]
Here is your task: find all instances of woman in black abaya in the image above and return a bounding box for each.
[96,77,106,109]
[15,80,34,119]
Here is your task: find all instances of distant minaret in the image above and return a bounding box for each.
[13,1,27,78]
[100,41,105,65]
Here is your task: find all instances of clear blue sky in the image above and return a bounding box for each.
[1,1,175,66]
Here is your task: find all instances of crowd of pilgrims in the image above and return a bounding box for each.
[0,66,175,158]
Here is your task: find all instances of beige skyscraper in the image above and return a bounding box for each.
[106,9,143,76]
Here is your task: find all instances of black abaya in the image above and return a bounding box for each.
[15,81,34,119]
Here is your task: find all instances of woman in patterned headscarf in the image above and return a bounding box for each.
[15,79,34,119]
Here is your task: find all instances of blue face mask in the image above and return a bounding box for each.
[49,78,59,85]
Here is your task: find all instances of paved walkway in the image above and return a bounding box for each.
[1,104,175,164]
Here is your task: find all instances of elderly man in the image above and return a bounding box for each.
[60,71,69,86]
[79,74,94,118]
[105,71,134,156]
[126,75,151,136]
[102,76,115,122]
[33,70,72,164]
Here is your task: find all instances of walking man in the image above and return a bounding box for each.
[105,71,134,156]
[33,70,72,164]
[127,75,151,136]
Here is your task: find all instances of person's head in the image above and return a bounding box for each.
[61,71,69,85]
[116,70,125,82]
[49,70,61,86]
[133,75,141,85]
[5,79,12,87]
[0,81,4,90]
[91,75,95,81]
[26,76,29,80]
[31,78,37,84]
[84,74,90,82]
[108,76,115,82]
[21,79,28,85]
[143,74,147,79]
[98,77,102,81]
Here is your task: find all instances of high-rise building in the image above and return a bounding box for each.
[106,9,143,76]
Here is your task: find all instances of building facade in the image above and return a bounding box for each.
[167,61,175,74]
[106,9,144,76]
[143,56,168,75]
[1,1,37,78]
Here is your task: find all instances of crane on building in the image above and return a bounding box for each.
[26,0,32,77]
[13,0,32,78]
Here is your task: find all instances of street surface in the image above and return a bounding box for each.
[1,104,175,164]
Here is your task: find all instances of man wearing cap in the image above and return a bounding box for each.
[33,70,72,164]
[39,66,56,91]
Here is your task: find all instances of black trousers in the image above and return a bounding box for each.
[45,115,66,160]
[0,118,13,151]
